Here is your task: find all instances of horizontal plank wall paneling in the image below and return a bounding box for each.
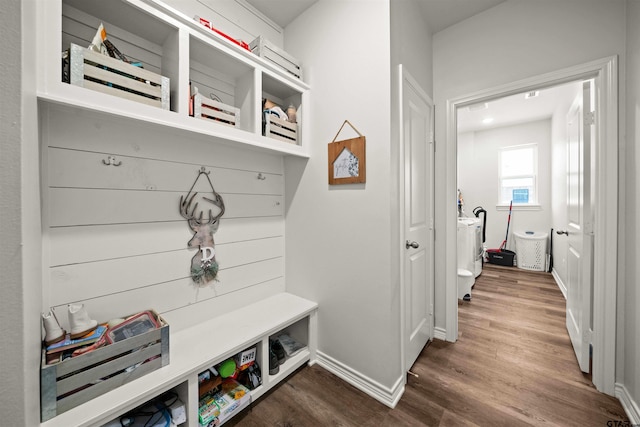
[49,189,283,226]
[190,60,237,106]
[48,148,283,194]
[44,105,283,173]
[164,277,285,331]
[49,238,283,304]
[49,217,284,266]
[50,256,284,330]
[42,104,286,332]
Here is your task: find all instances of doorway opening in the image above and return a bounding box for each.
[456,80,581,276]
[444,57,618,396]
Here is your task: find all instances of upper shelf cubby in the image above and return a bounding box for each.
[189,34,256,133]
[63,0,176,50]
[62,0,179,85]
[39,0,310,158]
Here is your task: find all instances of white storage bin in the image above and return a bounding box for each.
[514,231,548,271]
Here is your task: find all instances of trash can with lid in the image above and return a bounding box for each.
[514,231,548,271]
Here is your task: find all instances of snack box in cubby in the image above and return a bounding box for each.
[40,310,169,422]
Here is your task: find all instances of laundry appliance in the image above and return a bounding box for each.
[458,217,483,278]
[457,217,480,300]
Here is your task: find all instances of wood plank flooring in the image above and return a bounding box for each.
[227,264,628,426]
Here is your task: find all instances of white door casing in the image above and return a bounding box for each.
[445,57,618,394]
[400,65,434,372]
[563,80,594,373]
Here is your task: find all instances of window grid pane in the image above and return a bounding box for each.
[499,144,537,204]
[501,147,534,177]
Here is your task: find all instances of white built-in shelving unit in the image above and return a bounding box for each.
[37,0,316,425]
[38,0,310,158]
[43,294,317,427]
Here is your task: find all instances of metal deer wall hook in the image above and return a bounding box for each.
[179,168,225,285]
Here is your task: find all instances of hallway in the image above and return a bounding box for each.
[227,264,629,426]
[407,263,628,425]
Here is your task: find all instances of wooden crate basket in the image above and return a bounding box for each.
[68,43,170,110]
[264,113,298,144]
[40,311,170,422]
[193,93,240,128]
[249,36,302,80]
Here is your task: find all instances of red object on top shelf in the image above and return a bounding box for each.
[196,17,251,51]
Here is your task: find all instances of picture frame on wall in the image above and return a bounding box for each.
[328,120,366,185]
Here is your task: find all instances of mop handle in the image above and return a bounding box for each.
[505,201,513,244]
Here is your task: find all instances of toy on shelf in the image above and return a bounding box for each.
[234,347,256,371]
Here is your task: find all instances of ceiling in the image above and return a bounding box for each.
[244,0,319,28]
[457,82,582,134]
[418,0,506,34]
[245,0,506,32]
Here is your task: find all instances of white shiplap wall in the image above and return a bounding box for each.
[41,104,286,332]
[46,1,290,333]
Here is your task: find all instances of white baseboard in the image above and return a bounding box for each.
[315,350,404,408]
[616,382,640,424]
[551,268,567,299]
[434,327,447,341]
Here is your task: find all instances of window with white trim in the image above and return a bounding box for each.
[499,144,537,205]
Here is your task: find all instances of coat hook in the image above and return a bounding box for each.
[102,155,122,166]
[257,173,266,180]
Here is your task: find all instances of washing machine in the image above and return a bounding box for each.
[457,218,475,300]
[457,217,483,278]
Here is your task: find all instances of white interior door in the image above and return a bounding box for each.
[563,80,594,373]
[401,66,434,371]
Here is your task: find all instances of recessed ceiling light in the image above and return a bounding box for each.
[482,118,494,124]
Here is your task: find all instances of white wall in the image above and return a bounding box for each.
[623,0,640,419]
[283,0,402,402]
[433,0,626,337]
[0,0,23,421]
[1,2,32,425]
[458,119,552,253]
[1,0,43,425]
[283,0,434,405]
[390,0,433,96]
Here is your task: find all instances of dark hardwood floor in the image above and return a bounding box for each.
[227,264,628,426]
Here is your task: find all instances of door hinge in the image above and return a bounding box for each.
[585,328,593,345]
[584,111,595,126]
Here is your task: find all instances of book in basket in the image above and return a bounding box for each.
[46,324,107,354]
